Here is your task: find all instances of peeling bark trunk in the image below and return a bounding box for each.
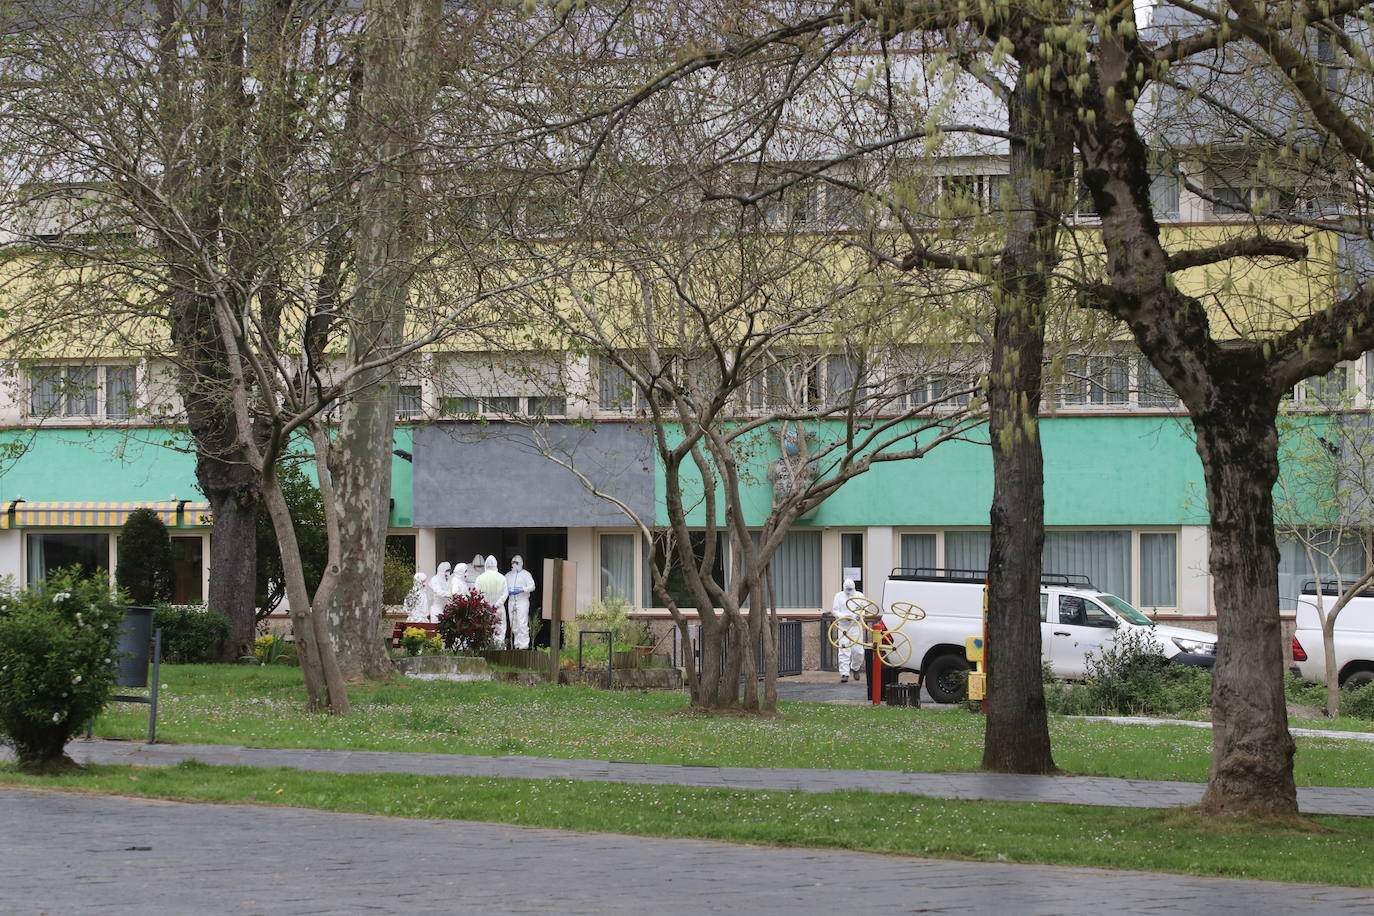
[328,0,442,682]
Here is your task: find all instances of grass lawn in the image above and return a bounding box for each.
[86,665,1374,787]
[3,760,1373,887]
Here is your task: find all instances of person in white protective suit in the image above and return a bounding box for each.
[403,573,431,623]
[832,578,866,683]
[450,563,469,596]
[504,555,536,650]
[429,563,453,606]
[464,554,485,592]
[476,555,510,647]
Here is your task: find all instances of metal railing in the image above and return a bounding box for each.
[670,619,802,679]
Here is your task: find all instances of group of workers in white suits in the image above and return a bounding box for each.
[403,553,537,649]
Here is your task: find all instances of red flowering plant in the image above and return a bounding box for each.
[436,588,498,654]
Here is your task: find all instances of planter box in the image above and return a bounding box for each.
[393,655,492,682]
[479,648,550,670]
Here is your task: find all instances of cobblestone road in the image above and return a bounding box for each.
[3,787,1371,915]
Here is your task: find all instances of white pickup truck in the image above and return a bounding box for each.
[875,568,1218,703]
[1290,584,1374,690]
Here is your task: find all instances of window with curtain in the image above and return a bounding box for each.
[944,531,990,572]
[29,364,130,418]
[1139,532,1178,608]
[105,366,137,419]
[599,533,635,603]
[1043,530,1131,598]
[769,530,821,607]
[1278,530,1368,610]
[598,359,638,412]
[27,532,108,585]
[900,532,937,570]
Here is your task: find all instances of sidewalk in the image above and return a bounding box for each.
[7,787,1372,915]
[32,737,1374,817]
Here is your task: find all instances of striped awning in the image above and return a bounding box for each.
[1,500,212,529]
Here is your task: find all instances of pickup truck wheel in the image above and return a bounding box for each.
[1341,668,1374,691]
[925,654,970,704]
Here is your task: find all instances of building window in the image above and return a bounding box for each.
[1302,365,1350,407]
[764,186,817,227]
[1136,357,1177,408]
[1278,530,1367,610]
[393,385,423,421]
[600,533,635,602]
[642,531,727,609]
[1139,532,1177,608]
[1043,530,1132,598]
[440,394,566,418]
[840,531,864,592]
[1150,172,1180,219]
[942,174,1008,213]
[27,531,109,585]
[171,536,204,604]
[770,530,821,608]
[1057,354,1129,407]
[900,532,937,570]
[29,364,138,421]
[940,528,1143,602]
[598,360,641,413]
[944,530,990,572]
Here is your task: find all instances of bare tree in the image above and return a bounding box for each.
[0,0,540,707]
[481,118,988,709]
[1275,392,1374,714]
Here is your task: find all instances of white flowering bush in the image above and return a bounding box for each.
[0,571,124,773]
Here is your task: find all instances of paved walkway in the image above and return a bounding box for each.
[24,738,1374,817]
[3,787,1372,915]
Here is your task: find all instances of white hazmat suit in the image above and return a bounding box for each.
[450,563,469,597]
[832,579,866,683]
[403,573,431,622]
[464,554,484,592]
[504,555,536,650]
[429,563,452,606]
[476,555,510,647]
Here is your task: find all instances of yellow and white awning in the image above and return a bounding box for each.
[1,500,212,529]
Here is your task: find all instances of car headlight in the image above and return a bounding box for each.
[1173,637,1216,655]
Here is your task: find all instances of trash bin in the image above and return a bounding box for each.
[116,606,155,688]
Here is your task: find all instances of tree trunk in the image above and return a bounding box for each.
[201,475,259,662]
[1196,410,1298,816]
[328,0,442,682]
[981,63,1061,774]
[981,302,1054,773]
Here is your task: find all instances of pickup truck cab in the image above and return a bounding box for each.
[1291,584,1374,690]
[877,568,1218,703]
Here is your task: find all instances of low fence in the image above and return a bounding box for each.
[670,619,803,680]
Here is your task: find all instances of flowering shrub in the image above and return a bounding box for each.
[0,571,125,773]
[401,627,429,657]
[426,634,443,655]
[436,588,497,654]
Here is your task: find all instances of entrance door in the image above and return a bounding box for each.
[436,527,567,648]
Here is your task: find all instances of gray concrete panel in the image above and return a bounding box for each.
[412,421,653,528]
